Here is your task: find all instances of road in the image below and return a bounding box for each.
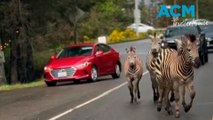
[0,39,213,120]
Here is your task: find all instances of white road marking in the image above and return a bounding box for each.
[49,71,149,120]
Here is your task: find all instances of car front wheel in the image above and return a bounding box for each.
[88,66,98,82]
[45,81,56,87]
[199,52,205,65]
[205,52,208,63]
[112,63,121,79]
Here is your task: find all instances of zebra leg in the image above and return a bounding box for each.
[181,85,188,112]
[128,81,134,103]
[165,88,173,115]
[157,87,164,112]
[137,81,141,99]
[151,75,159,102]
[133,80,138,103]
[170,90,175,102]
[185,81,196,112]
[174,81,180,118]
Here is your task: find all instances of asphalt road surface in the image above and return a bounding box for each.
[0,39,213,120]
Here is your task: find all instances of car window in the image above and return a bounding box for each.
[57,46,93,58]
[165,26,199,37]
[96,44,111,53]
[200,25,213,33]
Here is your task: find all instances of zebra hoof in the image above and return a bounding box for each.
[130,98,133,104]
[157,105,162,112]
[184,105,191,113]
[138,94,141,99]
[175,113,180,118]
[157,107,161,112]
[167,109,173,115]
[153,95,159,102]
[157,102,162,112]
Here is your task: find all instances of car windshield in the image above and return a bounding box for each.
[165,26,199,38]
[200,25,213,33]
[57,46,93,58]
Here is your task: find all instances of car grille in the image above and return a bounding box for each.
[168,43,177,50]
[51,67,75,78]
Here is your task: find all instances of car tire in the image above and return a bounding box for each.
[200,54,205,65]
[88,66,98,82]
[74,80,80,84]
[45,81,56,87]
[205,53,208,63]
[112,63,121,79]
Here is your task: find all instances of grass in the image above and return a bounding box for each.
[0,79,45,91]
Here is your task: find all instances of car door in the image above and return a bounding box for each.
[94,45,105,75]
[98,44,114,74]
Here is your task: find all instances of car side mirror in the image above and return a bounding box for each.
[95,50,104,56]
[199,31,205,40]
[50,55,56,60]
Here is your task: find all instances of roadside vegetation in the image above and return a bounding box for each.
[0,0,212,90]
[0,79,45,91]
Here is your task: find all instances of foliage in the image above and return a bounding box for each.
[0,79,45,91]
[78,0,131,39]
[108,28,148,43]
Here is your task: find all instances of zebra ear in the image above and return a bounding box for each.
[157,33,164,39]
[149,35,154,39]
[175,39,181,44]
[175,39,183,55]
[132,47,136,53]
[153,32,157,38]
[125,48,129,53]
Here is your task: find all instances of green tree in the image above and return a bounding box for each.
[1,0,34,84]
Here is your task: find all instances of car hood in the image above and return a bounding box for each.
[165,36,182,43]
[47,56,92,69]
[205,33,213,40]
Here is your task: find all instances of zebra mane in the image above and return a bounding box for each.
[185,34,196,43]
[126,46,136,53]
[130,46,136,52]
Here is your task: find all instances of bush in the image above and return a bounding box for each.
[107,28,148,43]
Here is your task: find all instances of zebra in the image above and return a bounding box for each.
[156,34,200,118]
[146,33,164,102]
[124,46,143,103]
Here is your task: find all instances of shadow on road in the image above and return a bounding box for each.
[55,76,115,87]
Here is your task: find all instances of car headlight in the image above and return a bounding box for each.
[76,62,91,69]
[44,66,52,72]
[206,37,212,42]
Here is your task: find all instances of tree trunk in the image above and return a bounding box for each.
[0,51,6,85]
[10,35,18,84]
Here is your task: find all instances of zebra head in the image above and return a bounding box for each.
[176,34,200,68]
[126,46,137,69]
[149,33,165,57]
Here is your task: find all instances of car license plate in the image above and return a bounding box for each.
[58,71,67,77]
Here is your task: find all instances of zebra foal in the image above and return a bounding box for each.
[124,46,143,103]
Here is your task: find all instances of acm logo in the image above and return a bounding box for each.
[157,5,195,18]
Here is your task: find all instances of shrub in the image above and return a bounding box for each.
[107,28,148,43]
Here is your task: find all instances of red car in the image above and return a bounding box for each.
[44,43,121,86]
